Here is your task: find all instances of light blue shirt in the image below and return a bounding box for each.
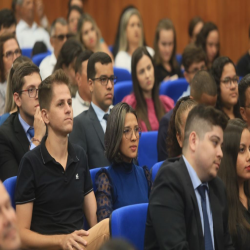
[183,155,214,248]
[18,113,36,150]
[178,85,190,100]
[91,102,111,133]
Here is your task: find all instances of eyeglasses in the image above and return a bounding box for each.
[220,76,239,88]
[123,127,141,140]
[19,87,39,98]
[3,48,21,60]
[92,76,117,86]
[186,65,206,74]
[52,34,74,41]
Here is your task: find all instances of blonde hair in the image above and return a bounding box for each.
[118,8,144,52]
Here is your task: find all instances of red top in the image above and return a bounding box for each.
[122,93,174,132]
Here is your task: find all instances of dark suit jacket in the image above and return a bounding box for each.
[0,112,30,181]
[144,157,234,250]
[69,105,110,169]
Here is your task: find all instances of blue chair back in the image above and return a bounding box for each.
[113,67,132,82]
[138,131,158,170]
[90,166,108,193]
[110,203,148,250]
[21,48,32,58]
[160,78,189,104]
[176,54,182,65]
[108,45,114,53]
[113,81,133,105]
[151,161,164,182]
[3,176,17,209]
[32,51,51,66]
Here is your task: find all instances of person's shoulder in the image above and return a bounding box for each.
[146,46,155,57]
[122,93,136,106]
[160,109,173,124]
[159,95,175,111]
[39,54,52,68]
[115,51,129,59]
[0,113,17,134]
[20,144,42,164]
[73,109,89,122]
[157,157,183,178]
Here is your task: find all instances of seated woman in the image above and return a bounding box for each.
[95,102,151,222]
[218,118,250,250]
[211,56,241,119]
[67,5,83,35]
[154,18,182,83]
[114,8,154,72]
[122,47,174,132]
[195,22,219,69]
[188,16,204,44]
[77,13,113,60]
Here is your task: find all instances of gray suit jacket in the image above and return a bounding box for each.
[69,104,110,169]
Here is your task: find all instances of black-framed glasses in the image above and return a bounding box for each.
[19,87,39,98]
[92,76,117,86]
[3,48,21,60]
[186,65,206,74]
[52,34,74,41]
[220,76,239,88]
[123,127,141,140]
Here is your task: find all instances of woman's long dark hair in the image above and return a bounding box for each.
[218,119,250,243]
[131,47,165,131]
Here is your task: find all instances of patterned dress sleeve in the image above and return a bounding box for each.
[95,168,113,222]
[142,166,152,196]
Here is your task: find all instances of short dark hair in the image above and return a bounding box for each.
[50,18,68,36]
[190,70,217,101]
[182,44,206,71]
[188,16,203,38]
[67,5,83,21]
[39,69,70,110]
[0,9,16,30]
[74,50,93,74]
[12,61,40,94]
[32,41,47,57]
[239,74,250,107]
[183,105,228,150]
[87,52,112,80]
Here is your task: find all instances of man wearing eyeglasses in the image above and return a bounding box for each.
[0,61,46,181]
[69,52,115,169]
[39,18,70,80]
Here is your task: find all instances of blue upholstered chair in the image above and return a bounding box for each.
[3,176,17,209]
[110,203,148,250]
[21,48,33,58]
[151,161,164,182]
[89,166,108,193]
[113,67,132,83]
[138,131,158,170]
[113,81,133,105]
[32,51,51,67]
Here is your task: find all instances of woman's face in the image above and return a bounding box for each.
[220,63,238,109]
[136,54,155,97]
[119,112,140,163]
[68,10,81,34]
[191,21,203,43]
[206,30,219,63]
[236,129,250,182]
[81,21,97,51]
[158,29,174,63]
[126,14,142,46]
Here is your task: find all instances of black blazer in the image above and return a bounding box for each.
[144,157,234,250]
[0,112,30,181]
[69,105,110,169]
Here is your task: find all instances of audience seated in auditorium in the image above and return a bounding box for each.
[154,18,182,83]
[95,102,151,222]
[188,16,204,44]
[196,22,219,69]
[67,5,83,35]
[68,0,84,9]
[218,119,250,250]
[0,62,46,181]
[211,56,241,119]
[69,52,114,169]
[15,69,109,250]
[0,9,16,36]
[236,25,250,77]
[72,50,92,117]
[0,181,21,250]
[239,74,250,127]
[0,34,21,115]
[157,70,217,161]
[77,13,113,59]
[114,8,154,72]
[53,38,83,97]
[40,18,69,80]
[122,47,174,132]
[15,0,51,50]
[145,105,234,250]
[179,43,206,98]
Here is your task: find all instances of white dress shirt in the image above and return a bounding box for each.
[72,92,90,117]
[39,53,57,80]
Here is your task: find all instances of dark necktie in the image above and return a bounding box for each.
[103,113,109,122]
[27,127,34,138]
[197,185,214,250]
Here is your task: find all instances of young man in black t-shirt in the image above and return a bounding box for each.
[15,69,109,250]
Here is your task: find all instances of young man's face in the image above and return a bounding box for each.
[240,86,250,128]
[184,60,206,83]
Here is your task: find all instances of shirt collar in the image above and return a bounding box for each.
[91,102,111,122]
[76,92,90,107]
[18,113,32,133]
[18,20,37,30]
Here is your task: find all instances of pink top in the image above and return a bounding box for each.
[122,93,174,132]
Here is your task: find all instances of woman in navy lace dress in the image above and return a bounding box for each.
[95,102,151,222]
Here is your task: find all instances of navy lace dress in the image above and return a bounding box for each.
[95,161,151,222]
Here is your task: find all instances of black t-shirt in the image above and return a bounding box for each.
[15,137,93,235]
[236,52,250,77]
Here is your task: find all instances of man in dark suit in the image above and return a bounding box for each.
[0,61,46,181]
[69,52,115,169]
[145,105,234,250]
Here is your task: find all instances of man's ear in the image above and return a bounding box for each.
[240,107,247,122]
[189,131,198,152]
[89,79,94,93]
[75,72,81,87]
[41,109,49,125]
[13,92,21,108]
